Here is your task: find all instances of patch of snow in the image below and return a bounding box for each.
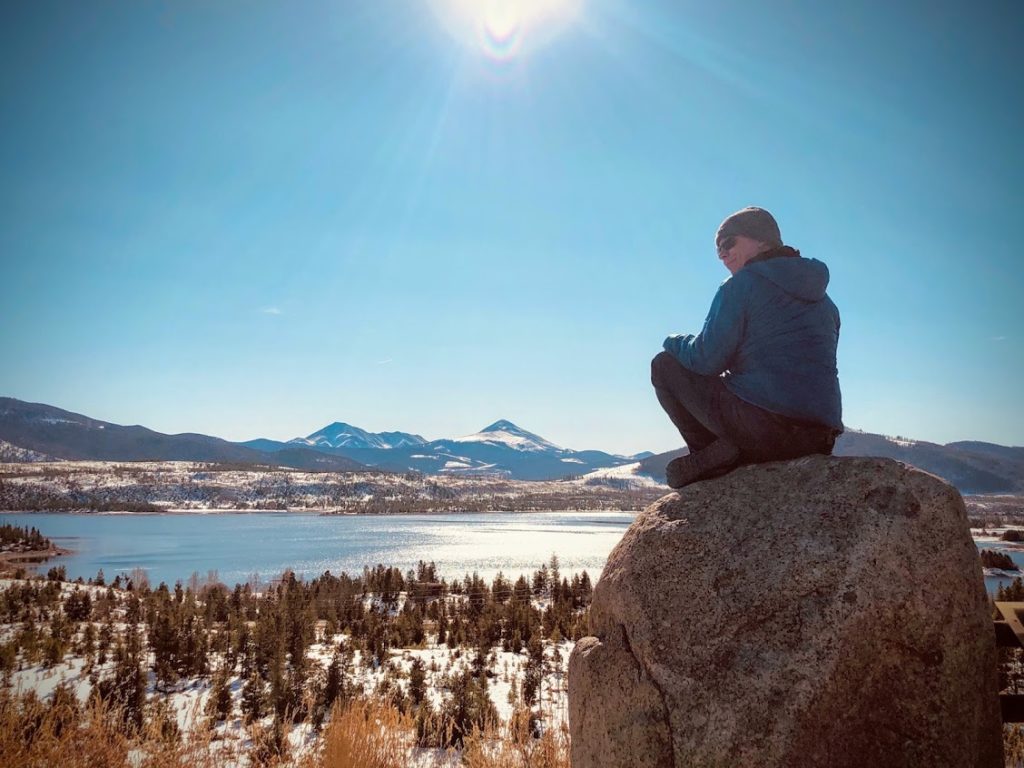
[574,461,663,489]
[0,440,57,463]
[885,435,918,447]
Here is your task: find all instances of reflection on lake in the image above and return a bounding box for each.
[1,511,635,587]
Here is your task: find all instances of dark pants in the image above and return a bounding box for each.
[651,352,836,463]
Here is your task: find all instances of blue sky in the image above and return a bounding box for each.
[1,0,1021,456]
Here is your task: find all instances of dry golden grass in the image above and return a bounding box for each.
[461,708,570,768]
[0,690,130,768]
[299,698,569,768]
[298,698,415,768]
[0,687,238,768]
[1,685,569,768]
[1006,724,1024,768]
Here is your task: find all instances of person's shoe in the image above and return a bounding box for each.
[665,439,741,489]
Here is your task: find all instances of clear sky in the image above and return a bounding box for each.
[1,0,1022,456]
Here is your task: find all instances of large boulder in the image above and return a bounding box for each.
[568,456,1003,768]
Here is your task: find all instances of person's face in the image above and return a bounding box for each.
[717,234,765,275]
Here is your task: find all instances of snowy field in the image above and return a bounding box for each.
[0,572,581,766]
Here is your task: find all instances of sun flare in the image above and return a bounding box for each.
[429,0,583,60]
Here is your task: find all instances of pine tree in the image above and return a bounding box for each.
[94,625,147,734]
[548,554,561,587]
[322,650,345,711]
[436,609,448,646]
[532,564,549,597]
[268,639,288,718]
[207,666,233,723]
[64,589,92,622]
[150,611,179,690]
[284,664,308,723]
[80,622,96,663]
[507,678,519,708]
[491,571,511,604]
[409,656,426,705]
[439,668,498,748]
[44,608,68,668]
[513,575,531,604]
[241,666,265,723]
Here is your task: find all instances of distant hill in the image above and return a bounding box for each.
[945,441,1024,463]
[239,438,291,453]
[0,398,365,472]
[637,430,1024,494]
[832,431,1023,494]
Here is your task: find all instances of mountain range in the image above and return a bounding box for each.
[241,418,634,481]
[1,396,1022,492]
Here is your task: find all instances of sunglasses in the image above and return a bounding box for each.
[716,235,737,255]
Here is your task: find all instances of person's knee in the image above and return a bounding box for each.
[651,351,676,386]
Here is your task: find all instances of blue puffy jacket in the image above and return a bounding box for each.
[663,249,843,431]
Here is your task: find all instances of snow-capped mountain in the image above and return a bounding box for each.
[272,418,634,480]
[452,420,562,453]
[290,422,427,451]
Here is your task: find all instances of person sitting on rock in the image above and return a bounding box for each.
[651,206,843,489]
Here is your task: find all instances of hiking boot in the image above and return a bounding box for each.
[665,439,740,489]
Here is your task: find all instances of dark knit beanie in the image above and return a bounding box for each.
[716,207,783,248]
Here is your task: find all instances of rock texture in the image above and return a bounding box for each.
[568,456,1003,768]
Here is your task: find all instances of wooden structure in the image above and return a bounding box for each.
[994,601,1024,722]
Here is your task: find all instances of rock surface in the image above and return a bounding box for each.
[568,456,1003,768]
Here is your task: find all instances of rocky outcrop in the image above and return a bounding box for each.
[568,456,1003,768]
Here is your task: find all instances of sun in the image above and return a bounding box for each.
[429,0,583,60]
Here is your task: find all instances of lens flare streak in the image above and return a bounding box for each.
[431,0,582,60]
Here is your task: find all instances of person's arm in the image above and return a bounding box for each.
[662,279,745,376]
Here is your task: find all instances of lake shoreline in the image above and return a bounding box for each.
[0,544,73,576]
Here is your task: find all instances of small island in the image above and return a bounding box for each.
[0,523,69,576]
[980,548,1019,571]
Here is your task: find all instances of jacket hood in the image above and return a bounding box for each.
[745,253,830,301]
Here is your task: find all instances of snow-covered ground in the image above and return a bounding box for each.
[574,461,663,490]
[883,435,919,447]
[0,440,56,463]
[0,459,664,513]
[0,577,577,766]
